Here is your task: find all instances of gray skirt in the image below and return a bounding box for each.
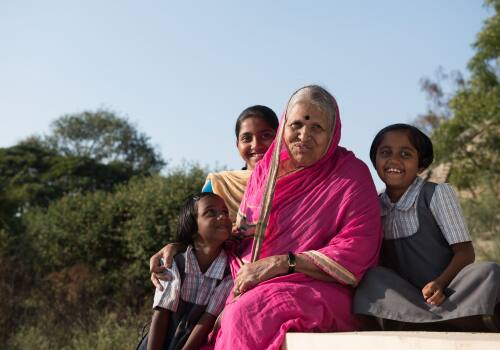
[353,261,500,322]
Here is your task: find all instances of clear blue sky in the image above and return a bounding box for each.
[0,1,491,189]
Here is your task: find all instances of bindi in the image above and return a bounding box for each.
[304,115,310,120]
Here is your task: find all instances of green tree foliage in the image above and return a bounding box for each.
[45,109,165,174]
[0,141,57,220]
[1,165,206,346]
[415,67,465,134]
[0,106,191,347]
[0,140,136,234]
[468,0,500,90]
[416,0,499,260]
[431,0,499,193]
[24,166,205,298]
[0,255,32,345]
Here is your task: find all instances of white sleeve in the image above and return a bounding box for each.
[430,183,471,245]
[152,260,182,312]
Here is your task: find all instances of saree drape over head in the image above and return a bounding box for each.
[213,95,382,350]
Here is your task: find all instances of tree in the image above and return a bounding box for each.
[45,109,165,174]
[431,0,499,194]
[24,165,206,303]
[414,67,465,135]
[0,140,58,228]
[416,0,500,260]
[0,139,136,232]
[2,164,206,346]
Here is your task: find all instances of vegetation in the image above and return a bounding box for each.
[44,109,165,174]
[416,0,499,260]
[0,110,205,348]
[0,168,206,348]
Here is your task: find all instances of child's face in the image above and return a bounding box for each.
[195,196,232,245]
[237,116,276,170]
[375,130,420,201]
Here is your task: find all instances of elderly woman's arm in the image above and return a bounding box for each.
[235,176,382,295]
[150,243,186,290]
[234,254,335,295]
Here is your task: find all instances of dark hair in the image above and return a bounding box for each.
[175,192,221,245]
[234,105,279,139]
[369,123,434,170]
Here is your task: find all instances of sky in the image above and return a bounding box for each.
[0,1,492,189]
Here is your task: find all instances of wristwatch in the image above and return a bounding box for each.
[287,252,296,274]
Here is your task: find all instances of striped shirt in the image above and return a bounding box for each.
[380,176,471,244]
[153,246,233,317]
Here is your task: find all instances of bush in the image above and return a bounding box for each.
[461,191,500,262]
[0,256,32,345]
[6,166,203,334]
[25,166,206,296]
[6,309,148,350]
[1,165,207,346]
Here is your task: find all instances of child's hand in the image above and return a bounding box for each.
[422,280,445,306]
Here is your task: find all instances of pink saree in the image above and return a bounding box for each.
[214,93,382,350]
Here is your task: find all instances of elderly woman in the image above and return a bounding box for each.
[152,85,382,349]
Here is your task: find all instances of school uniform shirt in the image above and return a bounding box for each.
[153,246,233,317]
[354,178,500,324]
[380,176,471,244]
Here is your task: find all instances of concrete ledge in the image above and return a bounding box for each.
[283,331,500,350]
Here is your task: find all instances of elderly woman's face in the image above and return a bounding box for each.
[284,102,332,167]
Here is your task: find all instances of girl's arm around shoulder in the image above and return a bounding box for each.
[150,243,187,290]
[152,260,182,312]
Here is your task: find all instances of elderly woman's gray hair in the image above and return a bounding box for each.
[286,85,338,123]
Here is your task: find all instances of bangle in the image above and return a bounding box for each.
[287,252,296,274]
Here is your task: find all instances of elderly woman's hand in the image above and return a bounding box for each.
[150,243,185,290]
[233,255,287,296]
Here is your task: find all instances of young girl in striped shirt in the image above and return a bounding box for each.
[354,123,500,331]
[139,192,233,350]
